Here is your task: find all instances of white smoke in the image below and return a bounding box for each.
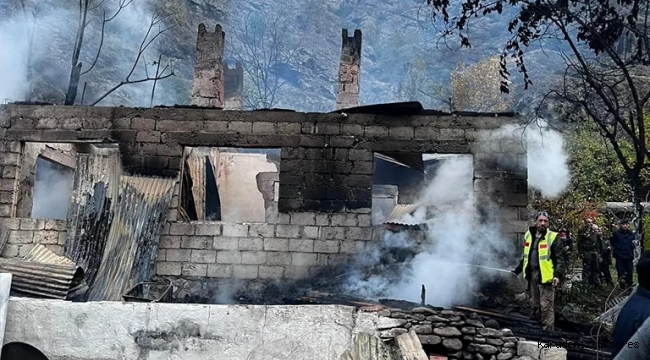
[31,157,74,219]
[340,121,571,307]
[478,119,571,198]
[342,155,517,307]
[0,1,177,106]
[0,12,30,102]
[525,121,571,198]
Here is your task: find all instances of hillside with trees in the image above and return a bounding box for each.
[0,0,565,113]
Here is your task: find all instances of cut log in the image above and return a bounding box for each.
[395,329,429,360]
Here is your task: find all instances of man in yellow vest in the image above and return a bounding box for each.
[511,211,566,331]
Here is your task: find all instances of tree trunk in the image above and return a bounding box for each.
[64,63,82,105]
[633,184,644,261]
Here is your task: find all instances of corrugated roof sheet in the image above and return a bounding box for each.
[0,249,84,300]
[64,152,122,287]
[87,175,175,301]
[25,244,75,266]
[383,204,425,226]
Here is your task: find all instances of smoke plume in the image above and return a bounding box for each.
[340,123,570,307]
[0,15,28,102]
[524,122,571,198]
[478,119,571,198]
[341,155,518,307]
[31,157,74,219]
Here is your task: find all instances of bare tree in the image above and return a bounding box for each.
[424,0,650,254]
[64,0,174,106]
[227,10,300,110]
[86,11,174,106]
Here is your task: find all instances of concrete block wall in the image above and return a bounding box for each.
[156,207,374,280]
[0,105,528,282]
[0,218,66,257]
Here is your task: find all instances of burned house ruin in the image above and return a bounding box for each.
[0,24,570,360]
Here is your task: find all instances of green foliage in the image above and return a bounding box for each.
[564,121,630,203]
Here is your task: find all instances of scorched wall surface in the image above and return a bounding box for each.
[0,105,528,282]
[3,297,382,360]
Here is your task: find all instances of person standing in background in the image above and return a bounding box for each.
[611,219,636,288]
[595,224,614,286]
[559,228,572,267]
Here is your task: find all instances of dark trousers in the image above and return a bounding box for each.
[615,258,634,287]
[600,258,613,285]
[583,252,600,285]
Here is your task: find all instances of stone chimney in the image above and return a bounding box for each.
[191,24,225,108]
[336,29,362,110]
[224,61,244,110]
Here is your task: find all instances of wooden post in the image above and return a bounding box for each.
[395,329,429,360]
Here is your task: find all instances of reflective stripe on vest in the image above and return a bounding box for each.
[522,230,558,284]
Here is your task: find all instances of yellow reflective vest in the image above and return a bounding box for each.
[522,229,558,284]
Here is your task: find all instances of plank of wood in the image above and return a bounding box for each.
[339,332,396,360]
[395,329,429,360]
[0,228,10,256]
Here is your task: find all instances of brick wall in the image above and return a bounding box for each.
[0,104,528,282]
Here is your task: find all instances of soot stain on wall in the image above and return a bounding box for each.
[132,319,223,358]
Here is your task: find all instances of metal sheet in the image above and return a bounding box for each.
[0,258,84,300]
[376,152,424,172]
[86,175,175,301]
[64,152,121,287]
[329,101,425,115]
[383,204,423,225]
[25,244,75,266]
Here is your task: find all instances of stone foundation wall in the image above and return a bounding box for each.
[377,307,521,360]
[0,105,528,282]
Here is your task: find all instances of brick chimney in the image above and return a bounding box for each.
[336,29,362,110]
[224,61,244,110]
[191,24,225,108]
